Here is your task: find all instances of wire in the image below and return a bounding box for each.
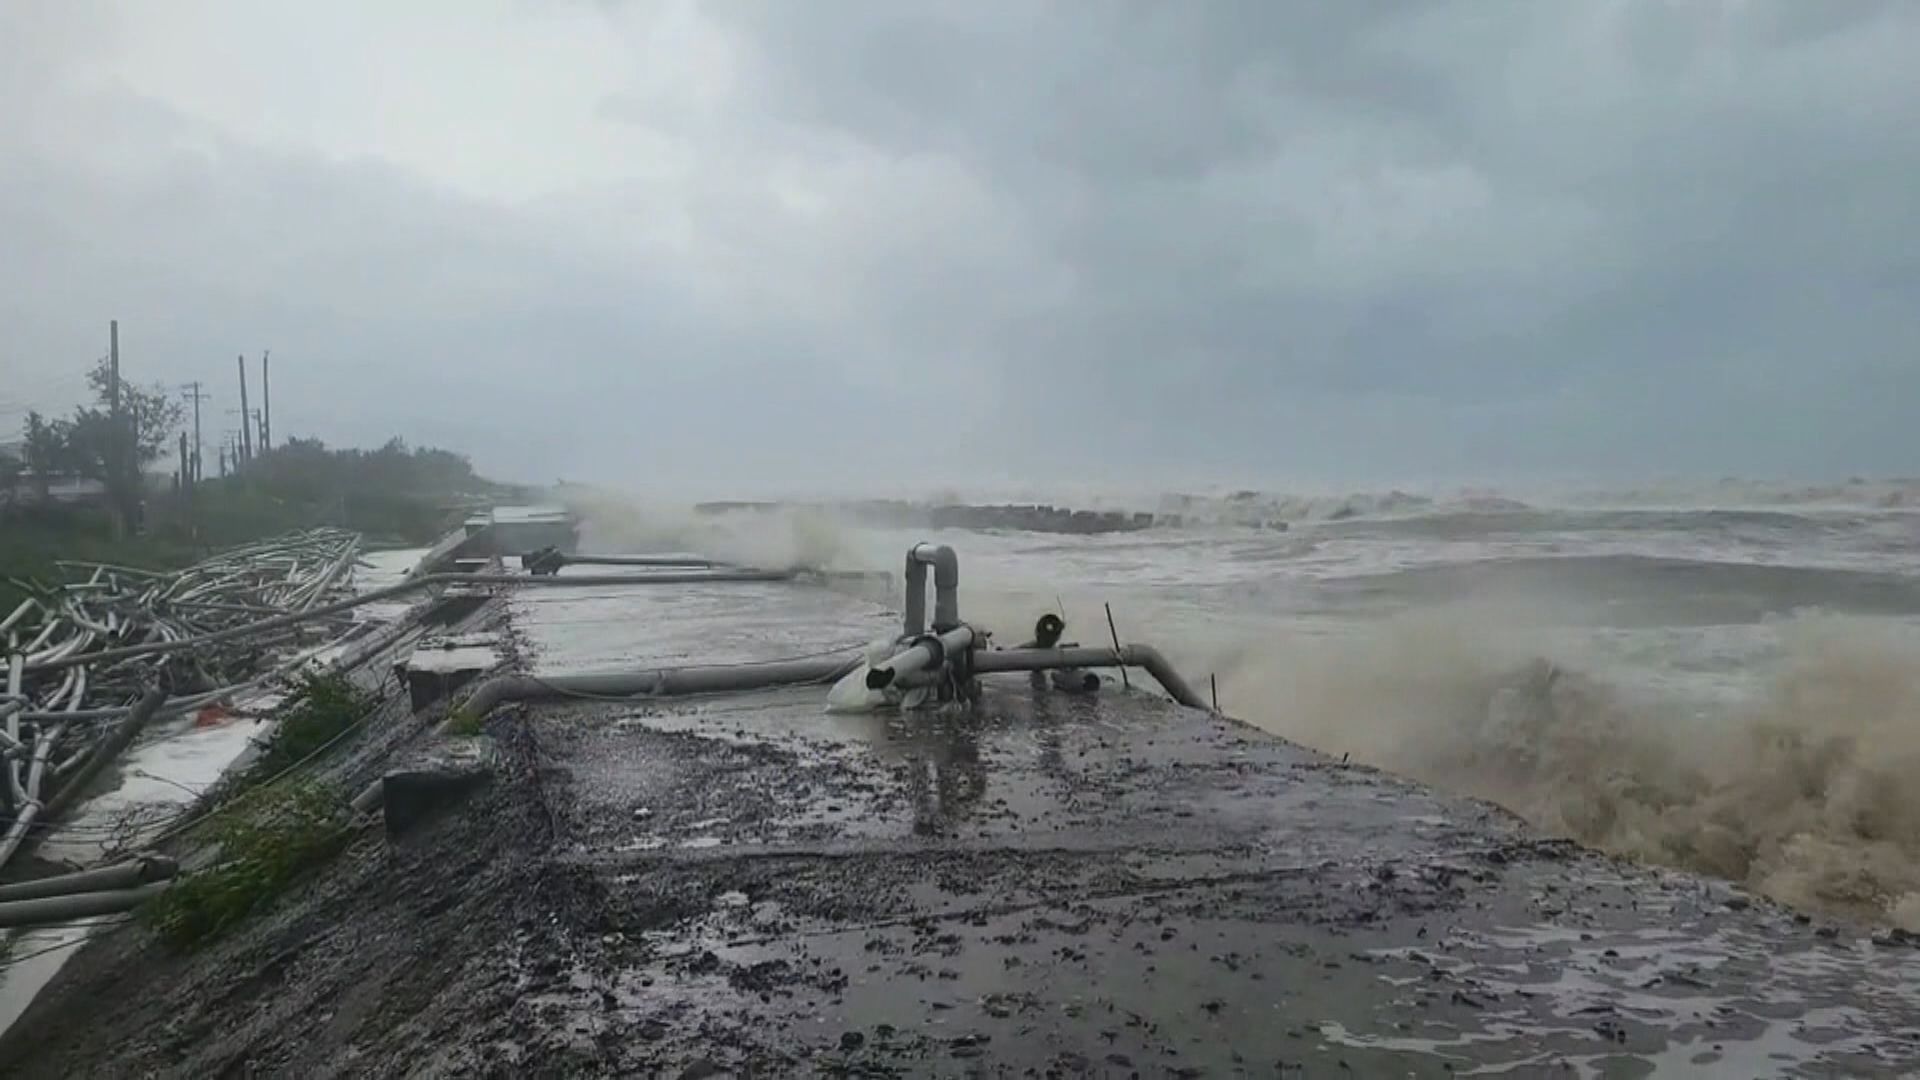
[127,770,211,800]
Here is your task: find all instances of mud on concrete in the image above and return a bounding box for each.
[5,581,1920,1076]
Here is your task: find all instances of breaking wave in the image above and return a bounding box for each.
[1218,610,1920,929]
[562,488,856,571]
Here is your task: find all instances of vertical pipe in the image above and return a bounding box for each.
[904,544,959,633]
[902,554,927,638]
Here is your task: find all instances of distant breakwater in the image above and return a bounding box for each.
[692,500,1207,535]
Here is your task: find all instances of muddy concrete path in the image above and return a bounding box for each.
[513,683,1920,1077]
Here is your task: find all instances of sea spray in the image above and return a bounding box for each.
[1216,610,1920,928]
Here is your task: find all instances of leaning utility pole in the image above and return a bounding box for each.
[180,381,210,483]
[259,350,271,453]
[236,354,253,465]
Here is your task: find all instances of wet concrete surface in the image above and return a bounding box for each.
[6,577,1920,1077]
[509,577,896,674]
[521,685,1920,1077]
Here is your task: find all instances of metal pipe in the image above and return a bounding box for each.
[551,553,719,569]
[455,655,863,723]
[0,856,177,903]
[351,778,385,815]
[866,625,975,691]
[484,571,791,587]
[51,560,169,580]
[903,555,927,638]
[41,687,168,822]
[0,600,36,636]
[15,614,399,723]
[0,881,171,928]
[973,645,1208,709]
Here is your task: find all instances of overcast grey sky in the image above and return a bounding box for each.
[1,1,1914,495]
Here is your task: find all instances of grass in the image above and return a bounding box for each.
[141,781,351,947]
[137,674,377,947]
[249,672,375,781]
[443,706,486,737]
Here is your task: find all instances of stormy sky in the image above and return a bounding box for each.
[2,1,1915,495]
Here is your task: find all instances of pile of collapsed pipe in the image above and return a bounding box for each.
[0,528,364,876]
[452,543,1209,721]
[1,540,868,871]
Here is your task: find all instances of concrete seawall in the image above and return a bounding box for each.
[4,562,1918,1076]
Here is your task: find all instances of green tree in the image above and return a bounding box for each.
[77,358,184,467]
[63,358,184,529]
[0,447,20,501]
[21,410,68,499]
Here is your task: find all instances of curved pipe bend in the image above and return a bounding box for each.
[902,543,960,636]
[972,644,1208,710]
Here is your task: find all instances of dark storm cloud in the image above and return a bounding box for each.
[2,1,1915,490]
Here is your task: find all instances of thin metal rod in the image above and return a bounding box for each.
[1104,602,1131,690]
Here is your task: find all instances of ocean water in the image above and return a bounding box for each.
[575,487,1920,929]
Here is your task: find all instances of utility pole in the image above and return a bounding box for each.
[236,355,253,465]
[108,321,121,419]
[109,320,124,535]
[178,431,190,493]
[218,440,228,478]
[260,350,271,453]
[180,381,209,484]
